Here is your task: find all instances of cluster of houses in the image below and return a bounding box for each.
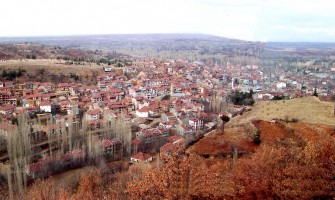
[1,57,335,175]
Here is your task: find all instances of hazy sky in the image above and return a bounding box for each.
[1,0,335,42]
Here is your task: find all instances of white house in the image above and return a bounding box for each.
[103,67,112,72]
[189,118,203,131]
[136,106,149,118]
[39,102,52,113]
[276,82,287,89]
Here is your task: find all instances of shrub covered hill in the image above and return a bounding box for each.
[4,96,335,199]
[0,43,128,84]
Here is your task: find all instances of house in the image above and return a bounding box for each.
[59,101,70,112]
[23,94,41,107]
[256,91,272,100]
[68,102,80,115]
[136,106,149,118]
[4,81,14,88]
[130,152,153,162]
[91,93,103,103]
[176,124,193,136]
[159,121,173,129]
[0,104,16,115]
[161,112,176,121]
[0,91,11,106]
[86,109,100,120]
[99,138,122,159]
[103,67,112,72]
[189,117,203,131]
[276,82,287,89]
[204,122,216,130]
[39,102,52,113]
[160,136,185,159]
[25,162,44,179]
[167,135,184,144]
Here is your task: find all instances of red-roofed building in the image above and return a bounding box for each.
[0,91,11,106]
[0,104,15,115]
[167,135,184,144]
[160,143,176,156]
[25,162,43,179]
[40,101,52,112]
[86,109,100,120]
[189,117,203,131]
[160,135,186,158]
[130,152,153,162]
[136,106,149,118]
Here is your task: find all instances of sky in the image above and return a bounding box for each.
[1,0,335,42]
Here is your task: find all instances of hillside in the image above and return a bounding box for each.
[15,97,334,199]
[0,43,128,84]
[0,59,105,84]
[228,96,335,126]
[0,34,263,65]
[0,43,114,60]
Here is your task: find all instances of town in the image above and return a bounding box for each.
[0,55,335,182]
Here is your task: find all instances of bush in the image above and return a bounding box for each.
[291,118,299,123]
[220,115,230,123]
[230,90,254,106]
[252,130,261,144]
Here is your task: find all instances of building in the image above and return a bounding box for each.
[0,104,16,115]
[40,102,52,113]
[136,106,149,118]
[130,152,153,162]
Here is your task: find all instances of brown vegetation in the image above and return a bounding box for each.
[188,126,258,157]
[12,116,334,199]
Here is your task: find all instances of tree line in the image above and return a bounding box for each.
[1,68,26,80]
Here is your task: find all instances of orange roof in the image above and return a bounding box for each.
[132,139,142,145]
[131,152,152,161]
[101,139,113,148]
[160,143,175,153]
[138,106,150,112]
[40,101,51,106]
[167,135,184,144]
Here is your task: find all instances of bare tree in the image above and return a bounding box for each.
[6,111,32,197]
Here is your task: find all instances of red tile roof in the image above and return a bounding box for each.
[101,139,113,148]
[132,139,142,145]
[131,152,152,161]
[167,135,184,144]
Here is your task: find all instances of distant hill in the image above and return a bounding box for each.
[2,34,335,64]
[0,34,263,65]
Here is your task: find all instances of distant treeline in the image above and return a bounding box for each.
[56,56,132,67]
